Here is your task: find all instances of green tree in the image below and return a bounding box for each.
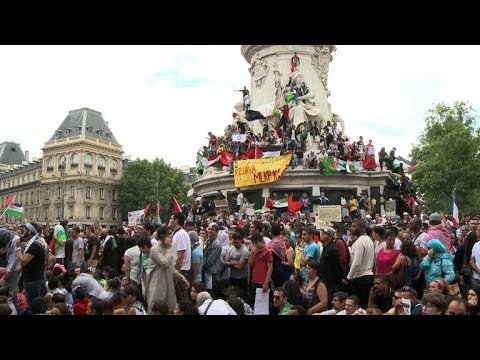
[410,101,480,214]
[118,158,191,223]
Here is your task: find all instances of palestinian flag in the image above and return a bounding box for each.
[245,145,282,159]
[5,204,24,218]
[246,109,266,121]
[173,197,182,213]
[264,197,273,208]
[4,195,15,208]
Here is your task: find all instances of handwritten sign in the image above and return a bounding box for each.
[234,153,292,187]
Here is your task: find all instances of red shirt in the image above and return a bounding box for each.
[73,298,90,315]
[251,247,273,285]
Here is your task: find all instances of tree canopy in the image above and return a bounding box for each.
[118,158,191,223]
[410,101,480,214]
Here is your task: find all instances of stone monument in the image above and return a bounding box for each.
[240,45,338,140]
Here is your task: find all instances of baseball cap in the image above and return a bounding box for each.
[320,226,336,237]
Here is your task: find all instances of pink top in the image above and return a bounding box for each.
[377,249,400,274]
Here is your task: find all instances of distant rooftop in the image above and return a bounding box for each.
[49,108,119,144]
[0,142,27,165]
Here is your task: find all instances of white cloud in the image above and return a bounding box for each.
[1,45,479,168]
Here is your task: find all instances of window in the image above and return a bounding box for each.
[19,194,23,204]
[86,186,91,199]
[100,188,105,200]
[69,206,74,219]
[31,192,34,205]
[110,159,118,173]
[99,207,104,220]
[112,207,117,221]
[71,153,78,168]
[112,190,117,201]
[46,188,50,200]
[58,155,66,170]
[37,190,40,204]
[25,192,29,204]
[86,206,91,219]
[85,153,93,168]
[56,206,61,220]
[57,187,61,199]
[47,157,54,171]
[98,156,106,170]
[70,186,74,198]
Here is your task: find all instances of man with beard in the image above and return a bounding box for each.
[15,222,47,308]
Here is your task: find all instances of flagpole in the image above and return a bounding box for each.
[1,194,15,220]
[156,166,160,224]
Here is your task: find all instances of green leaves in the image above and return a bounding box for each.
[118,158,191,222]
[411,101,480,214]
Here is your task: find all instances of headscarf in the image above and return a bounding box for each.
[427,238,451,261]
[26,222,38,235]
[268,235,286,260]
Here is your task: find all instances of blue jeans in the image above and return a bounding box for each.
[70,260,87,273]
[24,279,47,307]
[5,270,22,309]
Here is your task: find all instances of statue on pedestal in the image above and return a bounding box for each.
[283,71,323,131]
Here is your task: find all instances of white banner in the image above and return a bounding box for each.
[231,133,247,143]
[128,209,144,226]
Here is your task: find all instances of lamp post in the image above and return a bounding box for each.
[60,160,66,220]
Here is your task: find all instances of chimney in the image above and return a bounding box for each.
[25,150,30,162]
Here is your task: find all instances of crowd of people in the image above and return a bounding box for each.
[196,72,413,176]
[1,208,479,316]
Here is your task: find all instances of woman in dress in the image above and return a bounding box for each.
[144,226,189,314]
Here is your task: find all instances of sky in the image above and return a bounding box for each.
[1,45,479,169]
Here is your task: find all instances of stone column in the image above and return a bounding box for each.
[241,45,336,135]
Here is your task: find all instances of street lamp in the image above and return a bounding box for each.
[60,159,66,220]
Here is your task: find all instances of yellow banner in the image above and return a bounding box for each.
[234,153,292,187]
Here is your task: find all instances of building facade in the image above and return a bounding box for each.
[0,108,123,228]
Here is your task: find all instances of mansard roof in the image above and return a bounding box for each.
[50,108,119,144]
[0,142,27,165]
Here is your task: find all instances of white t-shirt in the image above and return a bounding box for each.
[236,192,244,206]
[198,299,237,315]
[471,242,480,281]
[172,228,191,271]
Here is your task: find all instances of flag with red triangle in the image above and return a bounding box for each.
[264,197,273,208]
[288,193,304,213]
[173,197,182,213]
[4,195,15,208]
[143,202,151,215]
